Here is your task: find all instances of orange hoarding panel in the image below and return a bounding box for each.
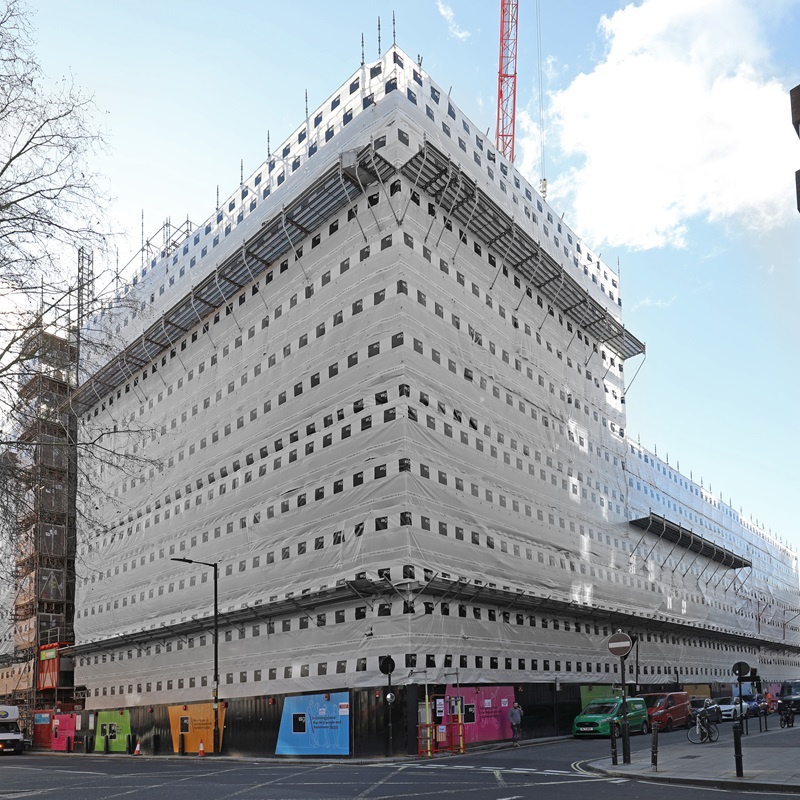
[168,703,226,754]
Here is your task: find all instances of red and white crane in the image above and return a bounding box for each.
[495,0,519,162]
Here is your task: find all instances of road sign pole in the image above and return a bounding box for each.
[608,631,634,766]
[620,654,630,764]
[732,660,750,737]
[387,671,393,758]
[380,656,396,758]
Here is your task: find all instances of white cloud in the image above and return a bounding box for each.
[436,0,471,41]
[629,295,677,311]
[525,0,798,250]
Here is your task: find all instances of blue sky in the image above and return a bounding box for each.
[31,0,800,548]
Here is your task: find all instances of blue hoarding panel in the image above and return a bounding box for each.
[275,691,350,755]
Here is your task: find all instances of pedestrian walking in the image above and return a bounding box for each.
[508,701,523,745]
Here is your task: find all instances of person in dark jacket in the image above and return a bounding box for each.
[508,702,523,745]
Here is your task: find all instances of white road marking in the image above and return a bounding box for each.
[352,765,410,799]
[1,794,43,799]
[411,762,614,781]
[2,766,106,775]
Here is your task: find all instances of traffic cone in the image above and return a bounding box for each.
[133,740,141,756]
[198,740,205,757]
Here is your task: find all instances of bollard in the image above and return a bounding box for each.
[179,731,185,756]
[610,725,618,766]
[126,733,132,754]
[103,735,110,754]
[621,719,631,765]
[66,735,72,753]
[650,722,659,772]
[757,712,763,732]
[152,733,160,756]
[733,722,744,778]
[84,735,93,754]
[764,709,768,732]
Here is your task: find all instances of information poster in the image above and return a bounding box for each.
[275,691,350,756]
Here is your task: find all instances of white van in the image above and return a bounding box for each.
[0,706,24,754]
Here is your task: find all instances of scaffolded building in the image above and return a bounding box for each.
[66,46,800,756]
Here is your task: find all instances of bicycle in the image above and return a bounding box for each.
[687,712,719,744]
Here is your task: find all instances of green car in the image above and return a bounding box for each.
[572,697,650,737]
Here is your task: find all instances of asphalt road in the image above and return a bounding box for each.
[0,726,787,799]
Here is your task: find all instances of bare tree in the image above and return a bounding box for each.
[0,0,107,291]
[0,1,158,664]
[0,0,110,451]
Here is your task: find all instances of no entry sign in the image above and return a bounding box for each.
[607,632,633,658]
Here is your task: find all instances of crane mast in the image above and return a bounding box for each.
[495,0,519,161]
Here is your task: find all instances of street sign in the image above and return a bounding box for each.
[379,656,396,675]
[732,661,750,678]
[607,632,633,658]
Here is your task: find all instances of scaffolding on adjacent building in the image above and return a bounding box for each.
[6,328,77,730]
[0,251,91,736]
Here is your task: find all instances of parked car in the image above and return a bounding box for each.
[740,693,769,716]
[689,697,722,725]
[717,696,748,721]
[572,697,650,737]
[637,691,691,731]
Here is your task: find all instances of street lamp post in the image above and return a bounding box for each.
[171,557,219,755]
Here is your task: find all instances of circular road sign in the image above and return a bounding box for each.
[607,632,633,658]
[379,656,396,675]
[732,660,750,678]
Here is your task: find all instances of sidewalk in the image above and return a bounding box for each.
[587,719,800,792]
